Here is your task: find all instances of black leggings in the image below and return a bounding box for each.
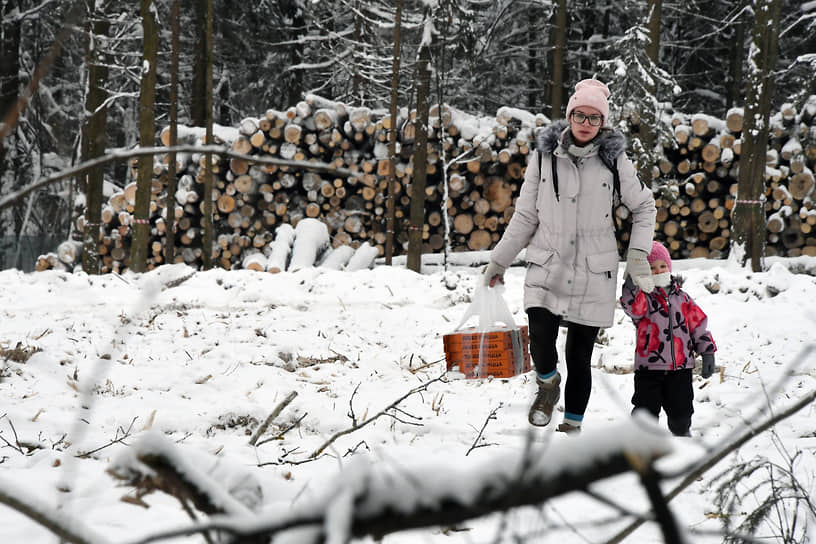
[526,307,598,417]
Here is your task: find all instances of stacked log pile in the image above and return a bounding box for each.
[38,94,816,273]
[638,96,816,258]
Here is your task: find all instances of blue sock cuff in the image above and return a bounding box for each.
[537,369,558,381]
[564,412,584,423]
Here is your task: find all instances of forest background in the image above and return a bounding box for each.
[1,0,815,273]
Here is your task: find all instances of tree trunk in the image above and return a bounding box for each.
[385,0,403,265]
[202,0,215,269]
[352,3,362,98]
[732,0,781,271]
[131,0,158,273]
[407,37,431,273]
[279,0,305,108]
[549,0,567,119]
[726,5,746,109]
[0,0,22,226]
[81,1,110,275]
[526,10,538,111]
[191,0,207,126]
[638,0,661,188]
[164,0,181,266]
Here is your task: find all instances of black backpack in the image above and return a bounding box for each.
[538,149,630,257]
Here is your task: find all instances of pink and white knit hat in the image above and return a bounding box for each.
[647,241,672,272]
[566,79,611,124]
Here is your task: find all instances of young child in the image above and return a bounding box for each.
[619,241,717,437]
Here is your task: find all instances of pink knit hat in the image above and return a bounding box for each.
[566,79,611,124]
[647,241,672,272]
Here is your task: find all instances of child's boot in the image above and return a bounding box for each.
[668,416,691,437]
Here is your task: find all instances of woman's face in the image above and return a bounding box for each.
[569,106,603,145]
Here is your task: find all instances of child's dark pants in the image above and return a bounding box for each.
[631,368,694,436]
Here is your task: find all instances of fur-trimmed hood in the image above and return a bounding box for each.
[535,120,628,164]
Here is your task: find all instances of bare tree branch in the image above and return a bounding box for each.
[625,451,683,544]
[308,374,445,458]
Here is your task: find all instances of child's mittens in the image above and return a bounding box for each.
[701,353,716,379]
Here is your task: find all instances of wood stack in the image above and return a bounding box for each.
[38,94,816,273]
[634,97,816,259]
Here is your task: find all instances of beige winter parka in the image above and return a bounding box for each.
[490,121,656,328]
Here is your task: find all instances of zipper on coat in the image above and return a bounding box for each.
[664,291,677,369]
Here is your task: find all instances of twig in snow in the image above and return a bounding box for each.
[466,404,502,456]
[408,356,446,374]
[76,417,138,458]
[162,272,196,290]
[308,374,445,458]
[255,412,307,447]
[249,391,298,446]
[343,440,370,457]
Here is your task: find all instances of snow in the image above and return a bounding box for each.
[1,255,816,543]
[288,218,329,272]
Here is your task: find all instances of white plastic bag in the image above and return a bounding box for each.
[456,282,517,332]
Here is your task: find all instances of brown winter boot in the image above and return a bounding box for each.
[528,372,561,426]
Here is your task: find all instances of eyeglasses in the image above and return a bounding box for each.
[570,111,603,126]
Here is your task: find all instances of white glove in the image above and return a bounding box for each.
[482,261,506,287]
[625,248,654,293]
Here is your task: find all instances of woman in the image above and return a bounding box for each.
[482,79,656,433]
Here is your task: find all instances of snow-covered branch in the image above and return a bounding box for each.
[0,476,110,544]
[125,418,672,544]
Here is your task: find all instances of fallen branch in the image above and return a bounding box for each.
[248,391,298,446]
[309,374,445,458]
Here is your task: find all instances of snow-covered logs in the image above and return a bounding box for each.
[40,93,816,272]
[629,98,816,259]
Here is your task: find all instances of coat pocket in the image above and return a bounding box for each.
[524,248,555,288]
[586,250,619,275]
[525,247,555,267]
[583,250,619,307]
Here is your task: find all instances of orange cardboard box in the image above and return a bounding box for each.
[443,325,531,379]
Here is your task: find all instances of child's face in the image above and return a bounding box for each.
[650,260,669,275]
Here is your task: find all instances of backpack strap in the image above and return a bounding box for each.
[598,152,621,200]
[538,149,560,201]
[598,152,626,246]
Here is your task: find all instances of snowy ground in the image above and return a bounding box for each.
[1,254,815,543]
